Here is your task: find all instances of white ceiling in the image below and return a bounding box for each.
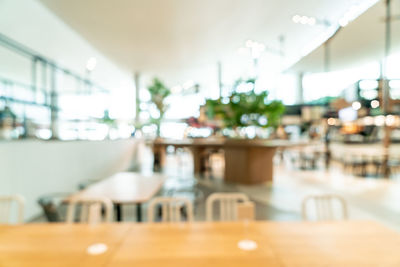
[289,0,400,74]
[38,0,373,88]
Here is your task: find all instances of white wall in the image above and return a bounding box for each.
[0,139,137,221]
[0,0,135,119]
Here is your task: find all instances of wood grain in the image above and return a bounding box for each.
[1,221,399,267]
[0,223,130,267]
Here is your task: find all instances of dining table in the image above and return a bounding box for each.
[1,221,400,266]
[68,172,165,222]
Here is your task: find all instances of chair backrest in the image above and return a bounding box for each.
[302,194,347,221]
[0,194,25,224]
[147,197,193,222]
[206,193,250,221]
[66,197,113,223]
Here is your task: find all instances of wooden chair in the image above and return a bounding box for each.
[147,197,193,222]
[302,194,347,221]
[66,197,113,223]
[206,193,252,221]
[0,194,25,224]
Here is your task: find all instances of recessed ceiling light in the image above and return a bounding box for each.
[300,16,308,24]
[308,17,316,25]
[292,15,301,23]
[86,57,97,72]
[292,15,318,26]
[240,40,266,59]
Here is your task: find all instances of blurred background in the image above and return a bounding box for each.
[1,0,400,227]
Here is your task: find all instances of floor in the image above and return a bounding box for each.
[134,144,400,231]
[33,143,400,232]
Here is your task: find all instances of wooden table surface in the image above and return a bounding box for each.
[1,221,400,267]
[70,172,165,204]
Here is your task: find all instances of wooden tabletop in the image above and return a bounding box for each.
[70,172,165,204]
[1,221,400,266]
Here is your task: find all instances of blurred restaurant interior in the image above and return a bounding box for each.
[1,0,400,266]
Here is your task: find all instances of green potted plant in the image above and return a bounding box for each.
[204,78,285,137]
[147,78,171,137]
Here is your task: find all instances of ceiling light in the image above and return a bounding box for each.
[292,15,318,26]
[300,16,308,24]
[308,17,316,25]
[86,57,97,72]
[241,40,266,59]
[292,15,301,23]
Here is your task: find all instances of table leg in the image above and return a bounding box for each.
[153,145,166,172]
[115,204,122,222]
[136,203,142,222]
[190,147,206,174]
